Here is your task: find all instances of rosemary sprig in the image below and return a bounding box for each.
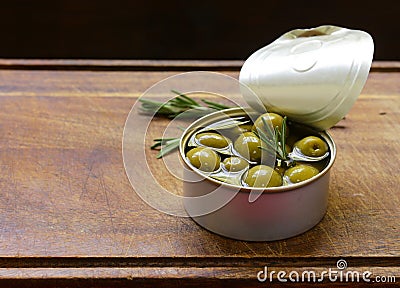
[139,90,233,119]
[142,90,234,158]
[257,116,290,164]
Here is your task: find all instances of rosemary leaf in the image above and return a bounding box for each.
[274,126,283,159]
[281,116,287,159]
[171,90,201,106]
[201,99,233,110]
[151,144,161,150]
[138,98,164,106]
[261,117,275,138]
[156,138,180,158]
[256,128,277,152]
[259,145,276,155]
[139,99,185,117]
[153,137,179,141]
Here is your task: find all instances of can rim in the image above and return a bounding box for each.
[179,107,336,194]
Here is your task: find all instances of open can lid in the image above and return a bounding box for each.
[239,25,374,131]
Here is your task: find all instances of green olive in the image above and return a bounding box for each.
[299,161,325,172]
[225,124,253,140]
[244,165,283,188]
[252,113,284,134]
[186,147,220,172]
[195,132,229,149]
[294,136,328,157]
[238,124,253,133]
[284,164,319,183]
[222,157,249,172]
[233,132,261,162]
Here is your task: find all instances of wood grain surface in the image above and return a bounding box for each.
[0,60,398,287]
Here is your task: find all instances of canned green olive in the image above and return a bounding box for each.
[294,136,328,157]
[186,147,221,172]
[233,132,262,162]
[195,132,229,149]
[222,156,249,172]
[252,112,285,134]
[284,164,319,183]
[244,165,283,188]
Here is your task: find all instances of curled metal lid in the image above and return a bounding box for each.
[239,25,374,130]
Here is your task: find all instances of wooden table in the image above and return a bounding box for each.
[0,60,398,287]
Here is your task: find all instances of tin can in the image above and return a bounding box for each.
[179,25,373,241]
[180,107,335,241]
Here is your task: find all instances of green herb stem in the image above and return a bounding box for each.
[139,90,234,120]
[151,137,180,158]
[141,90,235,158]
[256,116,290,165]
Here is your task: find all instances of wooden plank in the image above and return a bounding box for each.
[0,59,397,72]
[0,59,244,71]
[0,64,398,285]
[0,92,398,258]
[0,70,398,98]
